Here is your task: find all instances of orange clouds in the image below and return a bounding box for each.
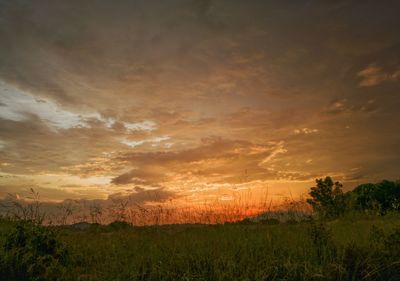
[358,65,400,87]
[112,138,287,186]
[0,0,399,211]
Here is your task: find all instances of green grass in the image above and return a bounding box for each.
[1,214,400,281]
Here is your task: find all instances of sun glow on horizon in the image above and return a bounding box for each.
[0,0,399,223]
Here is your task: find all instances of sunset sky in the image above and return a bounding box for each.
[0,0,399,209]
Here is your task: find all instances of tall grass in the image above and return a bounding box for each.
[0,189,312,226]
[0,189,399,280]
[1,214,399,281]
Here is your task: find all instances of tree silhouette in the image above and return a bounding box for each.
[307,177,346,218]
[352,180,400,214]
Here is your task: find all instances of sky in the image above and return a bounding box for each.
[0,0,399,213]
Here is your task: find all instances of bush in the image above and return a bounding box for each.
[0,221,69,281]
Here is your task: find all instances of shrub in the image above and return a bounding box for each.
[0,221,69,281]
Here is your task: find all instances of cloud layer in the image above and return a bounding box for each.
[0,0,399,205]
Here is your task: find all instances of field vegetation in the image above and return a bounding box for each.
[0,177,399,281]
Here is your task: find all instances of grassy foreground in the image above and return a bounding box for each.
[1,214,400,281]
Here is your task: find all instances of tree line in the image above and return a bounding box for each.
[307,177,400,219]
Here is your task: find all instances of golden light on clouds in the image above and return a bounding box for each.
[0,0,399,221]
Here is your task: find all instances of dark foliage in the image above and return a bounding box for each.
[352,180,400,214]
[309,221,336,263]
[259,218,280,225]
[0,177,399,280]
[307,177,347,219]
[307,177,400,219]
[0,222,69,281]
[108,220,133,230]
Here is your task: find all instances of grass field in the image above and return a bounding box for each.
[1,213,400,281]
